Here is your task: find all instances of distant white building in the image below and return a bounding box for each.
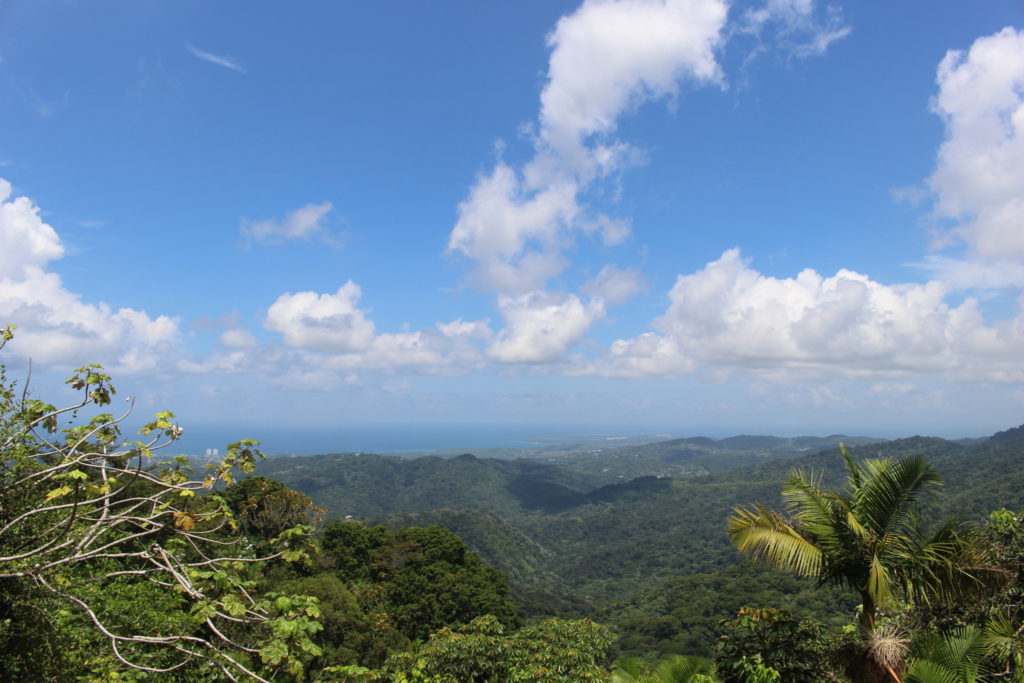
[204,448,219,457]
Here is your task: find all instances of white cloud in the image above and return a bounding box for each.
[264,281,376,352]
[0,179,64,278]
[446,0,728,365]
[740,0,851,59]
[317,320,491,373]
[448,164,577,293]
[596,29,1024,384]
[605,332,695,376]
[220,328,257,348]
[448,0,728,295]
[185,44,246,73]
[539,0,726,155]
[241,202,340,246]
[592,215,633,247]
[582,264,645,304]
[255,281,492,376]
[178,349,253,375]
[596,249,1024,381]
[926,27,1024,286]
[916,254,1024,291]
[0,179,178,371]
[488,292,604,363]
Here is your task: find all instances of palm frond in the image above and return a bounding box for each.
[855,456,942,542]
[868,553,894,607]
[982,610,1024,669]
[846,509,874,545]
[782,470,839,518]
[653,654,713,682]
[840,443,862,494]
[910,626,985,682]
[900,523,1010,605]
[905,659,960,683]
[611,656,650,682]
[728,503,823,577]
[783,471,849,549]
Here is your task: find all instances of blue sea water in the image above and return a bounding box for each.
[169,423,653,457]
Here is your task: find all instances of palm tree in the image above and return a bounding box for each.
[728,446,1000,678]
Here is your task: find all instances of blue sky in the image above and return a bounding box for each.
[1,0,1022,445]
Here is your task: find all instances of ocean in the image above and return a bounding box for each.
[167,422,659,457]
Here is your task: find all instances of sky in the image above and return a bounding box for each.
[1,0,1023,448]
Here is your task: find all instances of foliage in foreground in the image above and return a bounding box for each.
[338,614,615,682]
[728,445,1006,678]
[0,328,320,681]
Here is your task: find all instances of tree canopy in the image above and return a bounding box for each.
[0,327,319,681]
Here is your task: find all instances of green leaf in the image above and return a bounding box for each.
[45,485,73,501]
[222,594,248,617]
[259,639,288,666]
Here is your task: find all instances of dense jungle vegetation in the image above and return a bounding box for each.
[2,329,1023,681]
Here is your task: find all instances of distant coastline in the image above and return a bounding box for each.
[170,423,674,457]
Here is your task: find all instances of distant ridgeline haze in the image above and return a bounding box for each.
[254,425,1024,656]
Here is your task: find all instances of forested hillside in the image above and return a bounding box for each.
[255,425,1024,660]
[4,357,1022,680]
[4,328,1020,679]
[256,452,604,517]
[533,433,884,481]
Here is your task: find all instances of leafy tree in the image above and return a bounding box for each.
[271,572,407,669]
[735,655,782,682]
[222,475,325,557]
[0,327,319,680]
[320,521,518,642]
[712,606,834,682]
[380,614,614,682]
[727,446,1000,679]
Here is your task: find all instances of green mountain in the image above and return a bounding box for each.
[530,433,885,482]
[255,451,603,518]
[255,426,1024,657]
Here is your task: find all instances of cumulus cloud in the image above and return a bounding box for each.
[0,180,64,278]
[488,292,605,363]
[246,281,494,377]
[596,249,1024,381]
[449,0,728,295]
[445,0,728,362]
[0,179,178,371]
[539,0,726,155]
[318,319,492,373]
[925,27,1024,287]
[265,281,376,353]
[241,202,341,247]
[448,164,577,293]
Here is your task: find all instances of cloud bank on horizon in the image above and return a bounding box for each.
[0,0,1021,432]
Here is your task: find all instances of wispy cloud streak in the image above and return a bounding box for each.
[185,44,246,73]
